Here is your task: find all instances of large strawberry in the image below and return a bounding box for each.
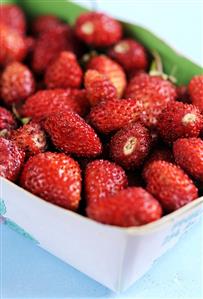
[20,152,81,210]
[0,4,26,35]
[189,75,203,113]
[44,110,102,157]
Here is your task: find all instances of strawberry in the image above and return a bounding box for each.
[189,75,203,113]
[11,121,47,157]
[108,38,148,72]
[84,70,117,106]
[173,138,203,182]
[157,102,203,143]
[32,15,62,35]
[87,187,162,227]
[20,152,81,210]
[44,110,102,157]
[87,55,126,98]
[45,51,83,89]
[1,62,35,106]
[144,160,198,212]
[0,137,25,181]
[20,89,89,121]
[89,98,142,134]
[0,4,26,35]
[125,73,177,127]
[0,23,27,66]
[85,159,128,205]
[110,122,151,169]
[0,107,17,138]
[176,85,191,103]
[75,12,122,47]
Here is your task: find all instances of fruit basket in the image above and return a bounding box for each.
[1,0,203,292]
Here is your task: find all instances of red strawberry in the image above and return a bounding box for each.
[110,122,151,169]
[44,110,102,157]
[87,187,162,227]
[87,55,126,98]
[0,137,25,181]
[84,70,117,106]
[1,62,35,106]
[189,75,203,113]
[0,23,27,66]
[85,159,128,205]
[45,51,83,89]
[0,107,17,137]
[21,89,89,121]
[0,4,26,35]
[75,12,122,47]
[125,73,177,127]
[20,152,81,210]
[11,122,47,157]
[173,138,203,182]
[157,102,203,143]
[89,98,142,134]
[108,38,148,72]
[32,15,62,35]
[144,160,198,212]
[176,85,191,103]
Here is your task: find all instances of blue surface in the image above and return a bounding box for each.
[1,1,203,298]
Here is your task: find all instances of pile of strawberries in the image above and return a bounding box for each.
[0,4,203,227]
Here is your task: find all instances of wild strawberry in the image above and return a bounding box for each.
[108,38,148,72]
[87,55,126,98]
[32,15,62,35]
[176,85,191,103]
[44,110,102,157]
[0,4,26,35]
[84,70,117,106]
[87,187,162,227]
[0,137,25,181]
[11,122,47,157]
[20,152,81,210]
[1,62,35,106]
[125,73,177,127]
[45,51,83,89]
[75,12,122,47]
[144,161,198,212]
[157,102,203,143]
[85,159,127,205]
[0,107,17,138]
[189,75,203,113]
[173,138,203,182]
[110,122,151,169]
[89,98,142,134]
[21,89,89,121]
[0,23,27,66]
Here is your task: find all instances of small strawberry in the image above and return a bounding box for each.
[125,73,177,127]
[85,159,127,205]
[144,160,198,212]
[0,107,17,137]
[87,55,126,98]
[44,110,102,157]
[11,121,47,157]
[32,15,62,35]
[0,137,25,181]
[87,187,162,227]
[21,89,89,121]
[189,75,203,113]
[0,23,27,66]
[108,38,148,72]
[173,138,203,182]
[75,12,122,47]
[1,62,35,106]
[0,4,26,35]
[157,102,203,143]
[45,51,83,89]
[89,98,142,134]
[176,85,191,103]
[110,122,151,169]
[84,70,117,106]
[20,152,81,210]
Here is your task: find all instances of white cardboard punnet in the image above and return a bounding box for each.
[1,177,203,291]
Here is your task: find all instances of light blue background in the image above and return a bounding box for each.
[1,0,203,298]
